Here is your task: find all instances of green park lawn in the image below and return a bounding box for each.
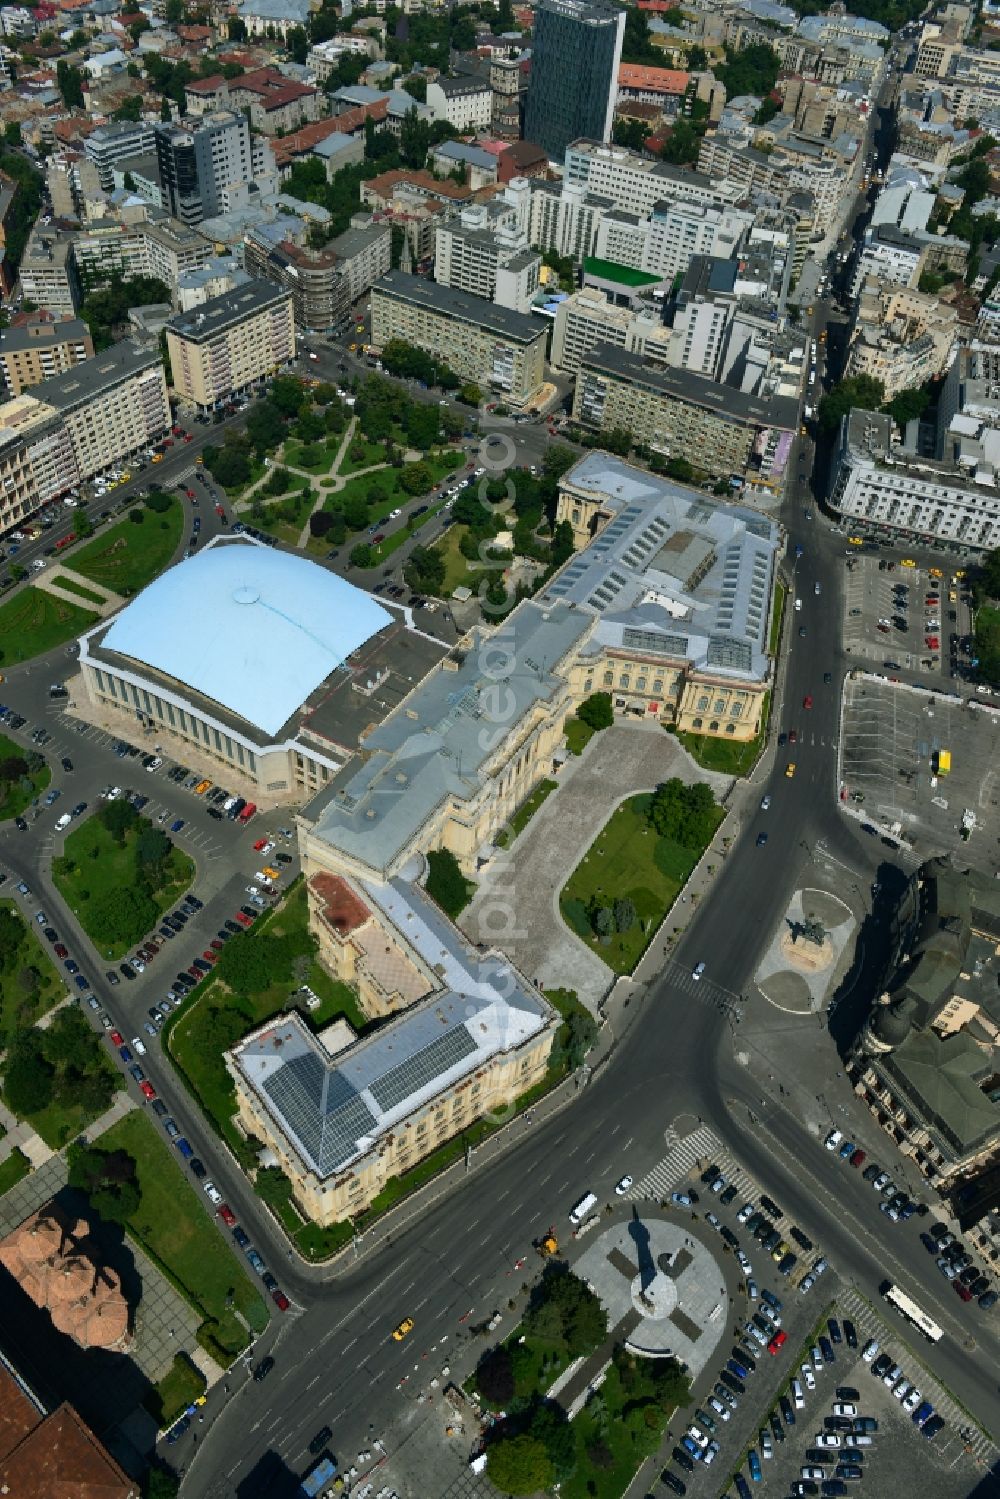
[676,725,763,776]
[0,588,97,668]
[564,716,598,756]
[167,881,364,1157]
[146,1353,206,1429]
[98,1110,268,1357]
[337,435,389,475]
[429,524,483,597]
[0,897,66,1047]
[49,574,107,606]
[560,792,723,973]
[0,732,51,821]
[282,435,341,475]
[0,1147,30,1196]
[66,500,183,595]
[53,813,195,960]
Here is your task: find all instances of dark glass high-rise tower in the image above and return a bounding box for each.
[524,0,626,165]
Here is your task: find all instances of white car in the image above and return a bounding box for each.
[707,1395,730,1422]
[832,1403,857,1418]
[892,1378,912,1402]
[246,885,259,896]
[703,1440,720,1466]
[686,1426,709,1450]
[815,1433,841,1448]
[203,1180,223,1205]
[760,794,771,811]
[737,1201,755,1224]
[902,1386,922,1413]
[692,961,706,981]
[801,1364,816,1391]
[737,1249,752,1272]
[861,1338,880,1363]
[791,1378,805,1409]
[130,1036,146,1055]
[799,1272,816,1293]
[254,869,268,882]
[760,1432,773,1459]
[747,1278,759,1301]
[131,958,146,974]
[614,1175,633,1195]
[824,1129,843,1150]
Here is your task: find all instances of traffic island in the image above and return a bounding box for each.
[755,887,857,1015]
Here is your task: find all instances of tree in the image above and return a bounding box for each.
[215,935,276,994]
[286,24,309,63]
[660,117,701,166]
[4,121,21,146]
[550,519,574,568]
[246,399,287,454]
[487,1435,553,1496]
[613,897,637,933]
[613,117,650,152]
[399,460,433,494]
[399,106,430,169]
[98,798,138,844]
[3,1034,54,1116]
[228,15,247,40]
[0,908,23,968]
[884,386,930,428]
[349,541,374,568]
[0,754,27,784]
[269,375,307,416]
[404,544,446,593]
[592,905,614,937]
[144,1461,181,1499]
[310,510,334,538]
[577,692,613,731]
[475,1345,514,1405]
[818,374,884,434]
[112,95,144,122]
[648,778,719,850]
[425,848,471,919]
[73,507,93,539]
[716,42,780,99]
[145,490,171,513]
[136,826,171,868]
[56,61,85,108]
[87,887,159,948]
[164,0,184,19]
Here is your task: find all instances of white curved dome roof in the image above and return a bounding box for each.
[101,539,391,736]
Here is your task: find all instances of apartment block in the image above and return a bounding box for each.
[573,343,799,484]
[830,407,1000,554]
[433,202,540,313]
[84,120,156,191]
[847,283,958,400]
[244,220,390,332]
[71,217,215,296]
[166,280,295,412]
[549,286,670,373]
[19,226,79,314]
[155,112,256,227]
[371,271,547,405]
[426,72,493,132]
[564,139,743,217]
[0,315,94,397]
[0,342,170,534]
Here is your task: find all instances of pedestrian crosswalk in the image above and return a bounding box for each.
[656,958,744,1020]
[837,1286,997,1468]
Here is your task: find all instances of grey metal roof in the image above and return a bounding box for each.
[373,270,547,346]
[579,344,800,431]
[545,453,779,683]
[166,279,290,342]
[310,599,591,875]
[34,339,162,413]
[231,878,550,1178]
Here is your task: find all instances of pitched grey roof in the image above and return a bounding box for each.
[310,600,590,875]
[546,453,779,682]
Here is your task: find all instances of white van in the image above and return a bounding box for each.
[55,812,72,831]
[569,1191,598,1226]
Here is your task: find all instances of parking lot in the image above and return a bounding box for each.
[738,1306,981,1499]
[839,676,1000,864]
[840,553,973,685]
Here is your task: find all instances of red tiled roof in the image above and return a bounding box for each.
[271,113,371,165]
[186,73,226,94]
[365,167,473,202]
[0,1370,136,1499]
[238,67,316,109]
[618,62,690,94]
[309,872,371,936]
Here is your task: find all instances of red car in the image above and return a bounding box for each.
[110,1030,124,1047]
[54,943,68,958]
[217,1203,237,1227]
[767,1330,787,1355]
[803,695,813,709]
[788,729,798,744]
[172,425,183,436]
[184,433,194,442]
[925,636,940,649]
[236,911,252,926]
[202,950,218,964]
[955,1281,974,1302]
[253,838,267,851]
[140,1081,156,1101]
[272,1289,290,1312]
[186,489,196,499]
[850,1148,866,1167]
[210,938,224,951]
[215,504,226,518]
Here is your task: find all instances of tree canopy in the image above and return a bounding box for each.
[817,374,885,434]
[648,778,720,850]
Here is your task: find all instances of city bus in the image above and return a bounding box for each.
[882,1283,944,1343]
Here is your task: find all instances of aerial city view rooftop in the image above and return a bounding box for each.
[1,0,1000,1497]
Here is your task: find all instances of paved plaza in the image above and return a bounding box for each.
[460,724,731,1011]
[755,886,856,1014]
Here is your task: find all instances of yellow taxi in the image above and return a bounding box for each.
[848,536,864,546]
[195,455,203,464]
[262,865,280,881]
[900,557,916,567]
[348,342,358,352]
[392,1318,414,1341]
[152,454,164,464]
[800,425,807,437]
[121,471,131,483]
[954,569,966,580]
[785,762,797,778]
[928,567,943,579]
[194,778,211,795]
[819,329,827,342]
